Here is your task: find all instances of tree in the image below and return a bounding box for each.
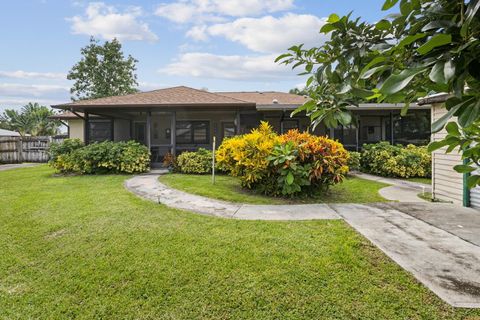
[67,37,139,100]
[0,103,60,136]
[289,88,308,96]
[277,0,480,188]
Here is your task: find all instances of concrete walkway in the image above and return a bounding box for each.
[351,172,431,202]
[0,163,39,171]
[124,171,340,220]
[124,171,480,307]
[336,202,480,308]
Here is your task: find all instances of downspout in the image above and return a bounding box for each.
[463,158,471,207]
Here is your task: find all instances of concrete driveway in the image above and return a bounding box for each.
[334,202,480,308]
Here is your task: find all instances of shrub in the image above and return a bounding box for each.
[49,140,150,174]
[176,148,212,174]
[360,142,431,178]
[216,121,280,187]
[48,138,84,162]
[347,151,361,171]
[216,122,349,197]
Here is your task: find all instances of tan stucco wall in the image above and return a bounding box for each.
[68,119,84,142]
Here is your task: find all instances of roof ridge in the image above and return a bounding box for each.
[179,86,251,103]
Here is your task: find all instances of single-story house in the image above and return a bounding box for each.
[0,129,25,137]
[418,93,479,209]
[51,86,431,165]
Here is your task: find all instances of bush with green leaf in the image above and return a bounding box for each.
[176,148,212,174]
[360,142,431,178]
[216,122,349,197]
[49,140,150,174]
[48,138,84,163]
[347,151,361,171]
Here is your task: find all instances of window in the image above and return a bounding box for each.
[89,119,112,142]
[281,119,299,133]
[176,121,209,144]
[222,122,236,139]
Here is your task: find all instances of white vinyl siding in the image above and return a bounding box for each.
[431,103,463,205]
[471,168,480,208]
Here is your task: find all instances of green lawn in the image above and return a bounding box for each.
[1,165,478,319]
[406,177,432,185]
[159,173,390,204]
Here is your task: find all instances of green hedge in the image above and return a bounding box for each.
[48,139,150,174]
[176,148,212,174]
[360,142,431,178]
[347,151,361,171]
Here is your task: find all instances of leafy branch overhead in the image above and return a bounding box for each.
[67,37,139,101]
[277,0,480,188]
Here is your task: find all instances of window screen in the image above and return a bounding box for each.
[89,120,112,142]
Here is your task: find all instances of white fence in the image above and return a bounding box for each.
[0,136,65,163]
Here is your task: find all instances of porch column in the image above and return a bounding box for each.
[355,119,359,151]
[235,111,241,135]
[390,111,394,144]
[171,111,176,156]
[146,111,151,150]
[84,112,89,144]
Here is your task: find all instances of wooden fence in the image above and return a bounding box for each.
[0,136,65,163]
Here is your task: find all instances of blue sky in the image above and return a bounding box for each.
[0,0,390,112]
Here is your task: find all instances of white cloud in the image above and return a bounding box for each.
[0,83,69,98]
[191,13,327,53]
[0,70,65,80]
[68,2,158,41]
[160,52,295,80]
[155,0,294,23]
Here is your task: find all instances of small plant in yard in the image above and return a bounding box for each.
[176,148,212,174]
[267,142,312,195]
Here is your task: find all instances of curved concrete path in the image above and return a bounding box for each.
[124,170,340,220]
[350,171,431,202]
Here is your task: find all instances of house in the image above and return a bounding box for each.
[51,86,431,164]
[418,93,479,209]
[0,129,24,137]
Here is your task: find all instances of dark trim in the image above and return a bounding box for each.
[71,110,85,120]
[84,112,89,144]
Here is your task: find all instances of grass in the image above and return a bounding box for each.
[1,165,478,319]
[406,177,432,185]
[418,191,433,202]
[159,173,390,204]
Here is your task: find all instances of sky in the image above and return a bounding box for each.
[0,0,390,112]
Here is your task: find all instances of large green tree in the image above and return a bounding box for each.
[67,37,139,100]
[0,103,60,136]
[278,0,480,188]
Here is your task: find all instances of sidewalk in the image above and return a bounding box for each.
[350,172,431,202]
